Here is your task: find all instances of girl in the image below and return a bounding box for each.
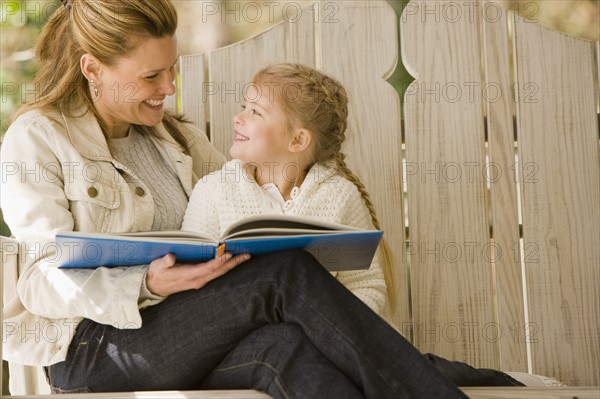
[183,63,396,319]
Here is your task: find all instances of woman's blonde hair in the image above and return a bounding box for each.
[16,0,189,150]
[253,63,398,319]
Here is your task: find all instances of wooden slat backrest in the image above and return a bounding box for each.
[400,0,600,386]
[481,0,526,373]
[178,0,409,326]
[207,22,287,154]
[512,13,600,386]
[179,54,207,130]
[401,1,496,368]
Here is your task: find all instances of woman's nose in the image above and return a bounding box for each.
[158,69,176,96]
[162,75,176,96]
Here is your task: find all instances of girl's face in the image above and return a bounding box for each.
[230,85,294,172]
[93,35,178,138]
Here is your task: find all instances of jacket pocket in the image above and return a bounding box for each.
[65,173,121,233]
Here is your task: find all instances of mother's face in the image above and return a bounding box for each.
[91,35,178,138]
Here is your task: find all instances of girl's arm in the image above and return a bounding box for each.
[324,179,388,316]
[335,243,387,315]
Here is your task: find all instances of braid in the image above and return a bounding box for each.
[333,154,379,228]
[312,73,347,161]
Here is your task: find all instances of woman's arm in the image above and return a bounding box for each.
[1,114,246,325]
[1,115,148,327]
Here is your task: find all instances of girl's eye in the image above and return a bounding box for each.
[145,74,159,81]
[241,104,261,116]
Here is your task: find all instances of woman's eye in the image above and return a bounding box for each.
[252,109,261,116]
[145,74,159,80]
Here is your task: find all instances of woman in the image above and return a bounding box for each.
[0,0,498,397]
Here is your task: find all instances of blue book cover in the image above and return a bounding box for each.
[55,215,383,272]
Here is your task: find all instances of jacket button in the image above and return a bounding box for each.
[87,187,98,198]
[135,187,145,196]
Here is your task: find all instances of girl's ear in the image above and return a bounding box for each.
[289,128,313,153]
[80,53,102,83]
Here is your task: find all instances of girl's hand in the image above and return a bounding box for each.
[146,252,250,297]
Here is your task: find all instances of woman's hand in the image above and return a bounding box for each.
[146,252,251,297]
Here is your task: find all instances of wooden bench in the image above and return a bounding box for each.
[2,0,598,397]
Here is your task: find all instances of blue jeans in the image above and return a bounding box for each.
[424,353,524,387]
[47,249,467,398]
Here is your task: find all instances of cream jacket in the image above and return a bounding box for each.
[0,109,225,366]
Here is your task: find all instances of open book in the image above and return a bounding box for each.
[55,215,383,272]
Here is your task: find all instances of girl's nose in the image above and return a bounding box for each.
[233,110,244,125]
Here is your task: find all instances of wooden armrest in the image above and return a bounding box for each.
[1,236,20,306]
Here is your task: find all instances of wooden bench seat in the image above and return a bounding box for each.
[5,387,600,399]
[463,387,600,399]
[9,391,270,399]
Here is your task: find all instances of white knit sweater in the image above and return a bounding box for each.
[182,159,387,314]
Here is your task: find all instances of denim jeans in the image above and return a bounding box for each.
[424,353,524,387]
[47,249,467,398]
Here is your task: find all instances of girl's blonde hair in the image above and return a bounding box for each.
[16,0,189,150]
[253,63,398,319]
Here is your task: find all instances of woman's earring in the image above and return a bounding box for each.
[90,80,99,99]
